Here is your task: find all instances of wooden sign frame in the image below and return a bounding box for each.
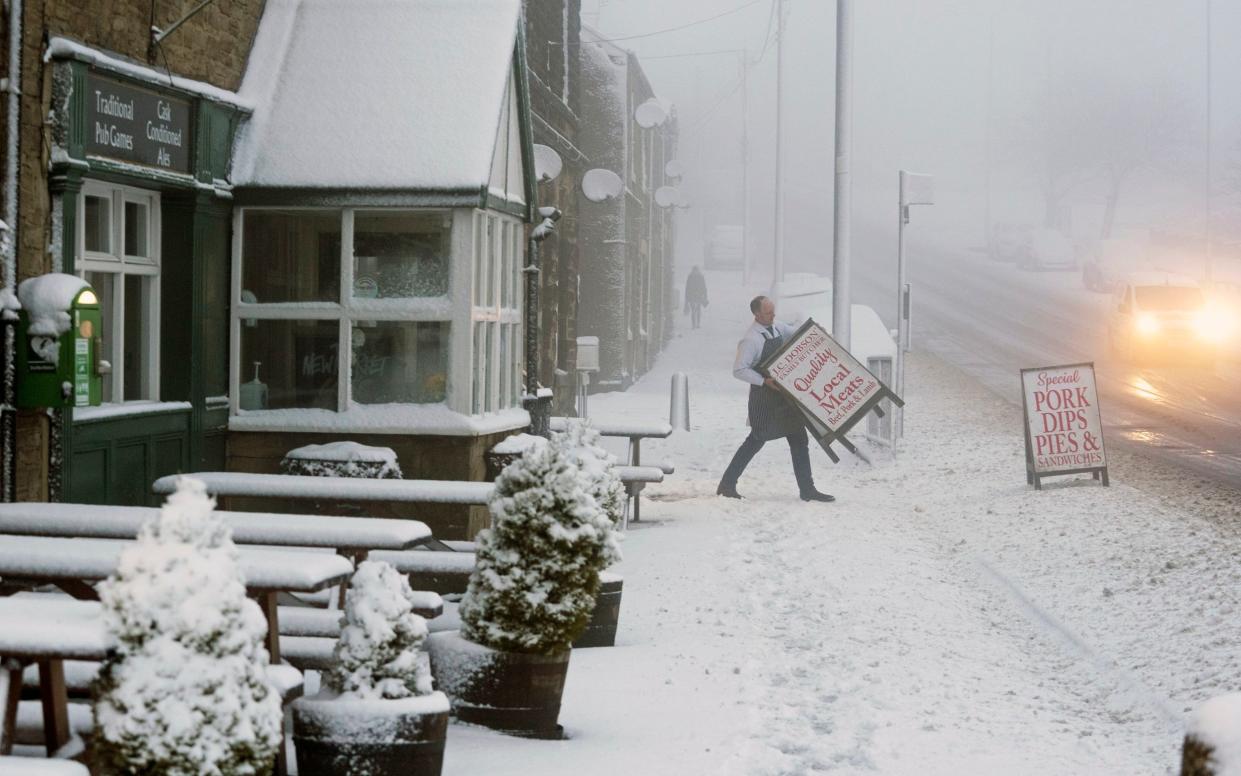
[757,318,904,461]
[1019,362,1110,490]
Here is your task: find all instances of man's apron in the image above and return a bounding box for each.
[747,329,804,441]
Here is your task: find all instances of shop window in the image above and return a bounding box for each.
[242,210,341,303]
[469,211,524,414]
[353,212,449,298]
[235,209,455,413]
[78,181,160,404]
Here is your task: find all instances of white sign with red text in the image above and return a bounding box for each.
[1020,363,1108,477]
[764,321,884,434]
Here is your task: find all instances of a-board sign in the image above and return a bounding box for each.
[1019,362,1109,489]
[758,318,903,459]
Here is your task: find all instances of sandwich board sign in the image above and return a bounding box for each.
[1019,362,1109,489]
[758,318,903,461]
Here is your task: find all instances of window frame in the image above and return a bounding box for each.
[468,211,523,416]
[76,180,162,405]
[233,207,507,416]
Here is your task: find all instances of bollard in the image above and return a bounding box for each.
[1181,693,1241,776]
[669,372,690,431]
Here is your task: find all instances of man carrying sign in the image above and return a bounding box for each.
[716,296,835,502]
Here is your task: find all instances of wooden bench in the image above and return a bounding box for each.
[0,535,352,665]
[550,417,674,522]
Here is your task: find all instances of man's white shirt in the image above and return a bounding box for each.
[733,320,795,386]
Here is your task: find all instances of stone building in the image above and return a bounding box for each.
[576,26,676,389]
[4,0,264,504]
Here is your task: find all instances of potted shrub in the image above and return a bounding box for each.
[428,424,621,737]
[292,560,449,776]
[92,477,283,776]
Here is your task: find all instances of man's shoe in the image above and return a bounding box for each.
[716,484,743,499]
[800,489,835,503]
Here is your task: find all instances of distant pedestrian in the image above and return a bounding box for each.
[717,295,834,502]
[684,266,709,329]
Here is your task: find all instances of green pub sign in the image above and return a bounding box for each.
[85,72,192,173]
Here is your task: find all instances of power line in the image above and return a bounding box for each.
[752,0,779,64]
[642,47,746,61]
[591,1,763,44]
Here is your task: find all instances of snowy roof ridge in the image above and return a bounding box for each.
[45,37,253,111]
[231,0,523,192]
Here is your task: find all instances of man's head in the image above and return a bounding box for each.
[750,295,775,327]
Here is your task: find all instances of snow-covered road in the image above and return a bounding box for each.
[441,270,1241,775]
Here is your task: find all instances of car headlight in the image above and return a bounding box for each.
[1135,313,1161,336]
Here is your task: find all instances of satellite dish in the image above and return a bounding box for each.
[655,186,681,208]
[634,98,667,129]
[533,144,563,183]
[581,169,624,203]
[664,159,684,178]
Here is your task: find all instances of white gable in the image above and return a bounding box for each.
[232,0,522,191]
[488,74,527,206]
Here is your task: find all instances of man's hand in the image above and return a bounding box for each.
[763,377,780,390]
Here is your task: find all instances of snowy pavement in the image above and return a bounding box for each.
[439,271,1241,775]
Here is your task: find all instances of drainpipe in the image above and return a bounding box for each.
[2,0,22,503]
[525,206,562,437]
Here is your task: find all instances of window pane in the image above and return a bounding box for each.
[124,201,148,258]
[353,212,450,299]
[473,215,483,307]
[84,195,110,254]
[242,210,341,303]
[352,321,448,404]
[123,275,148,400]
[472,324,484,414]
[240,319,338,410]
[484,324,494,411]
[85,272,114,403]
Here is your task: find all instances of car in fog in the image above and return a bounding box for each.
[1107,273,1233,364]
[1017,228,1076,271]
[989,223,1032,263]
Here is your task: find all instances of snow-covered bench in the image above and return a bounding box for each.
[549,417,675,522]
[0,536,352,665]
[0,757,89,774]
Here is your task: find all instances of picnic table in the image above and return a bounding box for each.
[0,596,105,756]
[0,535,351,664]
[0,596,304,773]
[153,468,667,528]
[550,417,674,522]
[0,502,436,565]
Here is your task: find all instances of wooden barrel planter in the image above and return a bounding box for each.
[291,693,450,776]
[427,631,569,739]
[573,572,623,648]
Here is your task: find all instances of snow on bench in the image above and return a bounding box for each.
[277,591,443,637]
[549,417,674,439]
[368,550,475,595]
[0,598,106,662]
[0,757,89,775]
[0,502,433,555]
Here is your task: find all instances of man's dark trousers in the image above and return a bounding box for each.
[720,425,814,493]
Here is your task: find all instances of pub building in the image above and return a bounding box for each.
[41,38,251,507]
[223,0,537,539]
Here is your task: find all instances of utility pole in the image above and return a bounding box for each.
[831,0,853,348]
[772,0,786,287]
[740,51,751,284]
[983,2,995,256]
[1205,0,1213,281]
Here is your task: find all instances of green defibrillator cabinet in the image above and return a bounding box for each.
[15,274,104,409]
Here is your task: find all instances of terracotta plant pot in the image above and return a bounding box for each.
[573,571,623,648]
[427,631,570,739]
[291,692,450,776]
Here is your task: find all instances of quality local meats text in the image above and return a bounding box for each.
[768,326,879,431]
[1026,368,1105,471]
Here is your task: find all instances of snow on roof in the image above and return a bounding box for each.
[231,0,522,191]
[45,37,252,110]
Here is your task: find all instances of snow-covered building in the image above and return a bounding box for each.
[576,27,677,389]
[7,2,265,505]
[225,0,538,538]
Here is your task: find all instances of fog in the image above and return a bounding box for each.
[584,0,1241,286]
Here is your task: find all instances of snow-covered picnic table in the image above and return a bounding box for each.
[152,468,666,527]
[0,597,106,757]
[0,535,351,664]
[549,417,675,522]
[0,502,434,560]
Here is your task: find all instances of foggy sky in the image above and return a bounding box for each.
[581,0,1241,285]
